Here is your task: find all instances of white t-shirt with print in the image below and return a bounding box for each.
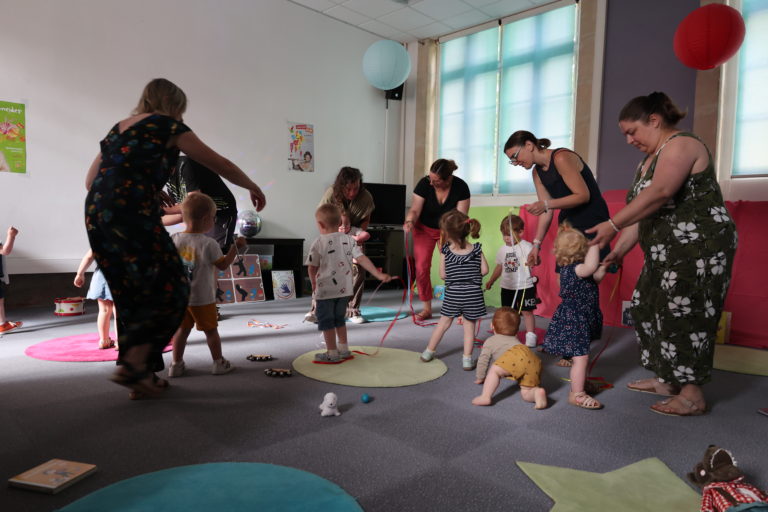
[495,240,534,290]
[305,232,364,300]
[172,232,224,306]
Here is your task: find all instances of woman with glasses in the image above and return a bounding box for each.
[503,131,609,270]
[503,131,609,368]
[403,158,471,321]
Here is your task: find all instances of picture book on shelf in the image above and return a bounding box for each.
[8,458,97,494]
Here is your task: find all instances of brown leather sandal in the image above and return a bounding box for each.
[626,378,679,396]
[650,395,706,416]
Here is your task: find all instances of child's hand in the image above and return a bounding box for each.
[474,378,484,385]
[485,280,493,290]
[379,273,392,283]
[8,226,18,238]
[74,274,84,287]
[235,237,247,249]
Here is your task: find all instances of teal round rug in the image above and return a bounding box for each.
[59,463,362,512]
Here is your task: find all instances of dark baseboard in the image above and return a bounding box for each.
[4,273,83,309]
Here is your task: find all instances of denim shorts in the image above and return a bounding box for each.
[316,296,350,331]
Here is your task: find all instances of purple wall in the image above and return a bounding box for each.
[596,0,699,192]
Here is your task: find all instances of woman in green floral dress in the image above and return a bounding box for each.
[588,92,737,416]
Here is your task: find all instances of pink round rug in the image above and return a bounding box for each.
[25,333,171,362]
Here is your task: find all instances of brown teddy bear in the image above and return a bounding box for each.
[688,445,768,511]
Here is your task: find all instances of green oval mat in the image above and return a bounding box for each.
[293,346,448,387]
[59,463,361,512]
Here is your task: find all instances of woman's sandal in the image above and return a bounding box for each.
[556,358,573,367]
[414,311,433,322]
[128,374,169,400]
[110,363,163,398]
[626,378,679,397]
[650,395,706,417]
[569,391,603,410]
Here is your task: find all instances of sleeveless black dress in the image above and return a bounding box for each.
[85,115,191,369]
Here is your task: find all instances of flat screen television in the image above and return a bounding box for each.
[364,182,406,226]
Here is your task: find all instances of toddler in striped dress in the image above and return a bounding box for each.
[420,209,489,370]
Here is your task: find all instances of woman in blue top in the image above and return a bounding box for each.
[503,131,609,269]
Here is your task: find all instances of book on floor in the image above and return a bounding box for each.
[8,459,97,494]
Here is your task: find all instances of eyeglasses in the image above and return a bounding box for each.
[508,147,522,165]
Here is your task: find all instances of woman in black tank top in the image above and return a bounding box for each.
[503,131,609,268]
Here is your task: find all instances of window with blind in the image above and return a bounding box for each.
[732,0,768,177]
[438,3,577,195]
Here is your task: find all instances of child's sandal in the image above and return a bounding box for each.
[568,391,602,410]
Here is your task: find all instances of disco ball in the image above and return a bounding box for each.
[236,210,262,238]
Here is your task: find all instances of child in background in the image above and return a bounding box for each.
[485,214,539,347]
[306,203,391,362]
[0,226,21,333]
[543,224,606,409]
[168,193,246,377]
[420,210,489,370]
[340,208,370,244]
[473,307,547,409]
[74,249,117,349]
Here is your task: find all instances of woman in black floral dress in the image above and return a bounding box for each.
[588,92,737,416]
[85,78,266,397]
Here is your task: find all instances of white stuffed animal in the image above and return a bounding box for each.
[319,392,341,417]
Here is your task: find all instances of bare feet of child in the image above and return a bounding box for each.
[472,395,492,406]
[534,387,548,409]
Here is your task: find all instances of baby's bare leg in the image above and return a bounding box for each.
[520,385,548,409]
[472,365,509,406]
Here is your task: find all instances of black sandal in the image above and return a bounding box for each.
[110,362,162,397]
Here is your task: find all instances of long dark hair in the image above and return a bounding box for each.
[619,92,686,127]
[331,166,364,205]
[503,130,551,153]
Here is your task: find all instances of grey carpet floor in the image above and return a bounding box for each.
[1,290,766,511]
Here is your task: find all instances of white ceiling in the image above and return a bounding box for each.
[287,0,561,42]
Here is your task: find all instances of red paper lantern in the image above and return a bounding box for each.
[673,4,746,70]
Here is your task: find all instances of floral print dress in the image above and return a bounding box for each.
[628,133,737,386]
[85,115,191,369]
[543,263,602,358]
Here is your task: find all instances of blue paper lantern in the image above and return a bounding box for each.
[362,40,411,91]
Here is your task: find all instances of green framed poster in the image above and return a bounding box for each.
[0,101,26,174]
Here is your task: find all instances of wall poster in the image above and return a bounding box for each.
[216,253,265,304]
[0,101,26,174]
[288,122,314,172]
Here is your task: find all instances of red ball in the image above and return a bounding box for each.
[673,4,746,70]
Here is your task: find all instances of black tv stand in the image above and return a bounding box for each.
[364,226,405,289]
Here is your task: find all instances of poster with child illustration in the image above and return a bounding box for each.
[216,254,265,303]
[288,122,314,172]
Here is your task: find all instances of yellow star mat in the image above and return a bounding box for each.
[517,457,700,512]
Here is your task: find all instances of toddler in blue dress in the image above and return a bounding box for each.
[543,225,606,409]
[74,249,117,349]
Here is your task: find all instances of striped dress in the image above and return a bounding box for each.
[440,242,486,321]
